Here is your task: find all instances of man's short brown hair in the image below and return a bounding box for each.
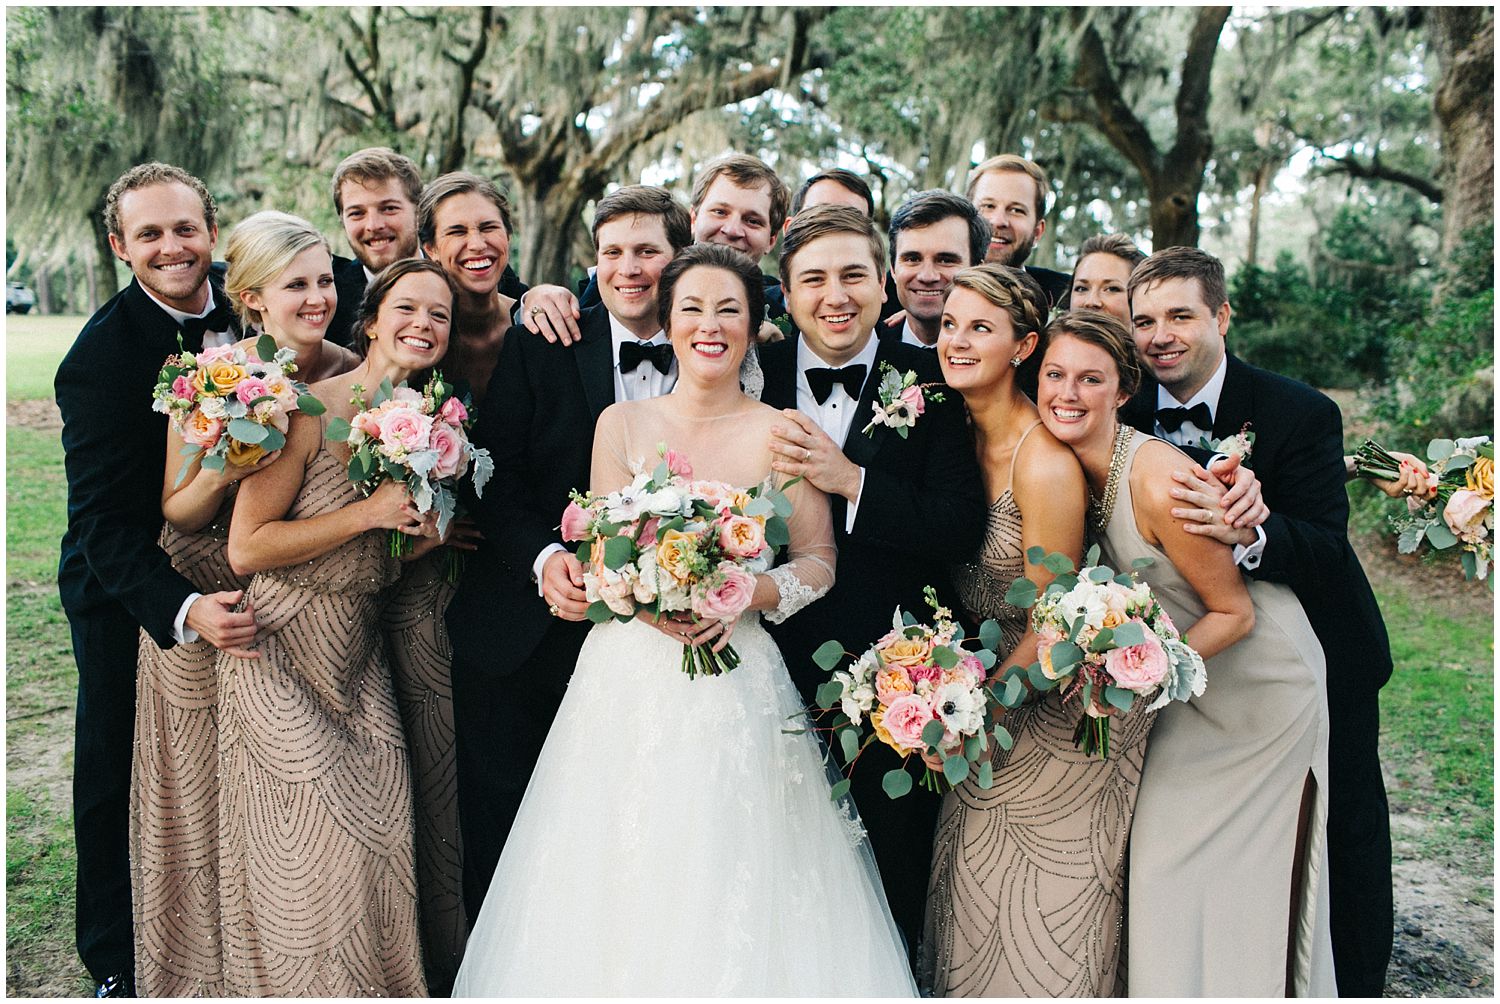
[1126,245,1229,315]
[591,186,693,252]
[689,154,792,233]
[104,162,217,240]
[778,204,887,288]
[965,154,1051,221]
[332,147,423,214]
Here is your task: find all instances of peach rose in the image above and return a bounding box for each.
[195,344,236,365]
[878,634,933,669]
[192,361,247,396]
[181,409,224,449]
[428,423,468,480]
[874,665,914,706]
[376,407,434,455]
[655,528,697,583]
[225,437,267,467]
[717,515,766,559]
[1444,489,1491,543]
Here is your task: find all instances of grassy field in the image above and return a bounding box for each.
[3,313,1493,995]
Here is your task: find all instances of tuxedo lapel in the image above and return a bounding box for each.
[573,307,617,421]
[759,336,798,411]
[1212,354,1255,438]
[841,340,889,468]
[123,277,204,354]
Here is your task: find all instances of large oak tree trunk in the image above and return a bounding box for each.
[1432,11,1494,258]
[511,174,593,288]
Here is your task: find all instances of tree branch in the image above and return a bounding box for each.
[1166,6,1230,166]
[440,6,495,172]
[1318,152,1445,202]
[1067,8,1162,181]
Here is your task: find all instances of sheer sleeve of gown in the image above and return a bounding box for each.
[588,400,836,623]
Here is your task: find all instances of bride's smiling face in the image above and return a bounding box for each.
[667,265,751,386]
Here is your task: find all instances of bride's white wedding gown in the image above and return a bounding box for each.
[452,399,917,997]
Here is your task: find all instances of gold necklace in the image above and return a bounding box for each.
[1087,423,1133,533]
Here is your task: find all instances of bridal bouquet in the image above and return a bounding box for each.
[560,446,795,678]
[811,587,1012,799]
[1354,436,1494,581]
[1004,546,1207,757]
[152,334,325,486]
[326,371,493,557]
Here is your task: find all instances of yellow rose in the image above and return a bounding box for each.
[192,362,248,396]
[225,437,267,467]
[1466,455,1493,501]
[1102,609,1126,629]
[870,709,897,751]
[878,635,933,669]
[655,529,697,583]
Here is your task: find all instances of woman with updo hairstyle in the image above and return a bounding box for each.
[1036,309,1334,996]
[129,210,359,995]
[214,256,460,995]
[921,266,1136,997]
[1069,232,1147,324]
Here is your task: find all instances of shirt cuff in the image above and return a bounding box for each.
[174,592,203,644]
[843,467,868,534]
[1233,524,1267,570]
[513,288,532,325]
[532,543,566,597]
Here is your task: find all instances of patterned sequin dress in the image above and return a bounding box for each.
[921,422,1155,997]
[214,437,424,996]
[131,501,247,997]
[382,549,466,993]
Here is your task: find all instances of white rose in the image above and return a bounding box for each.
[200,395,227,420]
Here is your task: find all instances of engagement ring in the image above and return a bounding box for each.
[548,602,560,617]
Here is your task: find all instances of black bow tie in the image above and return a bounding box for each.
[179,298,235,346]
[806,364,868,405]
[619,340,674,375]
[1156,402,1213,434]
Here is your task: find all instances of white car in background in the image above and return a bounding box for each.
[6,281,36,314]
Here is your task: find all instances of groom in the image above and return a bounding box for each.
[758,204,986,959]
[1120,246,1395,996]
[446,186,692,920]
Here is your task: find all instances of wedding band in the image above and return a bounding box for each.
[530,306,544,318]
[803,448,811,461]
[548,602,560,617]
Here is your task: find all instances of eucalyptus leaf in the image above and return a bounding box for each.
[585,601,615,624]
[1427,438,1456,463]
[976,649,996,670]
[1085,542,1101,565]
[259,426,286,453]
[829,778,852,802]
[576,541,593,565]
[1461,550,1478,580]
[1002,675,1025,707]
[742,497,775,517]
[993,723,1014,750]
[325,416,353,442]
[978,618,1005,651]
[942,754,969,785]
[1110,622,1146,648]
[348,451,372,482]
[1445,453,1475,473]
[1426,521,1458,549]
[602,534,634,570]
[932,645,960,669]
[963,735,983,760]
[1027,661,1057,690]
[764,516,790,549]
[902,611,918,627]
[976,761,994,789]
[1050,640,1084,673]
[1104,685,1135,712]
[1088,627,1115,653]
[255,333,277,363]
[839,727,859,764]
[815,678,845,708]
[770,489,793,518]
[194,453,222,474]
[1041,551,1075,574]
[920,719,947,749]
[882,768,913,799]
[653,460,670,484]
[1087,566,1115,583]
[227,417,269,444]
[1131,556,1155,569]
[812,640,846,672]
[1002,574,1038,609]
[296,392,326,416]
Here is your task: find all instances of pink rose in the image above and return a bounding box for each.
[952,653,986,686]
[352,411,383,440]
[898,384,926,416]
[717,514,766,559]
[637,516,661,547]
[881,694,935,753]
[234,376,272,407]
[1103,622,1170,694]
[560,501,593,542]
[908,663,942,689]
[376,406,434,454]
[391,385,423,404]
[439,396,469,426]
[694,562,756,622]
[874,665,914,706]
[1443,489,1491,543]
[429,423,468,480]
[171,374,196,401]
[195,345,235,365]
[664,449,694,478]
[181,409,225,448]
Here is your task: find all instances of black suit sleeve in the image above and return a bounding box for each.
[466,325,565,578]
[1247,393,1353,587]
[850,392,986,559]
[55,354,194,647]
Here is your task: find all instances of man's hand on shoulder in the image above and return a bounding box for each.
[769,409,861,502]
[520,285,582,345]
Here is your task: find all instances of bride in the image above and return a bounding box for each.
[453,243,917,996]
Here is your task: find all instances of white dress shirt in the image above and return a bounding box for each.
[1153,354,1264,569]
[531,315,677,594]
[796,336,881,532]
[899,320,938,350]
[148,283,237,644]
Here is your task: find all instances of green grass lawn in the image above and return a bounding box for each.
[5,313,83,399]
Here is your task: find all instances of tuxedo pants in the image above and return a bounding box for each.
[66,602,139,981]
[451,624,582,924]
[1326,687,1393,996]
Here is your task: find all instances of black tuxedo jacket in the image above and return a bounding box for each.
[1026,264,1071,309]
[1121,353,1392,693]
[55,270,239,647]
[329,254,528,347]
[446,304,617,680]
[757,335,986,699]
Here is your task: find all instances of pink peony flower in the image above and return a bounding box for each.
[391,385,423,404]
[560,501,592,542]
[1444,489,1491,543]
[171,374,196,401]
[898,384,926,416]
[908,663,942,689]
[956,652,986,685]
[664,449,694,478]
[874,665,914,706]
[376,406,434,455]
[428,423,468,479]
[438,396,468,426]
[234,376,272,407]
[181,410,225,448]
[881,694,935,753]
[637,516,661,547]
[694,562,756,622]
[717,514,766,559]
[195,344,236,365]
[352,411,383,440]
[1104,622,1170,694]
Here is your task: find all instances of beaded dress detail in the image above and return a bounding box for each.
[921,421,1155,997]
[214,434,423,996]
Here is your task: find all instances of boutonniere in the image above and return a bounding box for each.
[1197,422,1255,463]
[861,361,946,439]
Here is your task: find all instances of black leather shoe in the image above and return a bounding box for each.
[94,973,135,998]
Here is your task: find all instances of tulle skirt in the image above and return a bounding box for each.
[452,615,917,997]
